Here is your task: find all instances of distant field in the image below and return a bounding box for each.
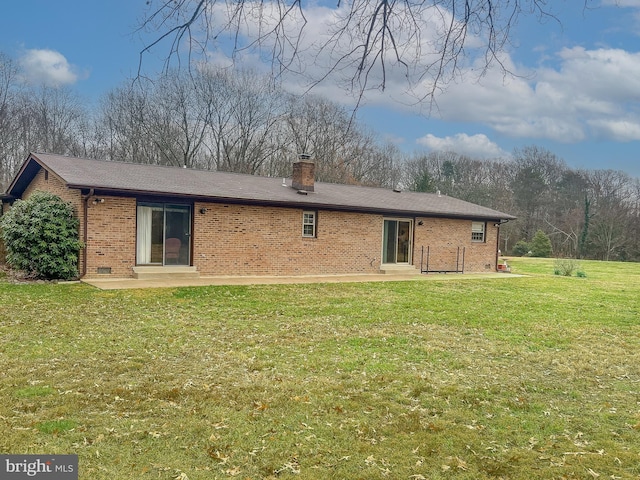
[1,258,639,479]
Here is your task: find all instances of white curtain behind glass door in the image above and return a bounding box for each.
[136,206,152,264]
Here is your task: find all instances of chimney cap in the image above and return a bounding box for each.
[298,153,312,161]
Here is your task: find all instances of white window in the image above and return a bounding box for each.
[303,211,316,237]
[471,221,485,242]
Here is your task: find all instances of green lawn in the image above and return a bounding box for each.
[1,258,639,479]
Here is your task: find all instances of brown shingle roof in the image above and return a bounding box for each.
[7,153,515,220]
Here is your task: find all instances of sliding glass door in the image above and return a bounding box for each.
[383,219,412,264]
[137,202,191,265]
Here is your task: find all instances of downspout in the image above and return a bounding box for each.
[495,219,509,271]
[413,216,420,269]
[495,223,500,272]
[81,189,94,278]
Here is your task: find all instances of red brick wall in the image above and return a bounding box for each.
[85,196,136,278]
[193,204,499,276]
[24,168,82,213]
[292,161,315,192]
[414,217,498,273]
[193,203,382,276]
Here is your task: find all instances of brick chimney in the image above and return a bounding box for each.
[292,154,315,192]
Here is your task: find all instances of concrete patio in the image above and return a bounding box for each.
[82,272,521,290]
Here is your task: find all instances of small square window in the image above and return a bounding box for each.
[303,211,316,237]
[471,221,485,242]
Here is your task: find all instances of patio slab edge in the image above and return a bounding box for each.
[81,272,524,290]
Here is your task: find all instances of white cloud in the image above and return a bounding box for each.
[402,45,640,143]
[19,49,79,87]
[600,0,640,7]
[416,133,508,158]
[202,1,640,145]
[588,118,640,141]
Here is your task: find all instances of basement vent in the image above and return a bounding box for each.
[96,267,112,275]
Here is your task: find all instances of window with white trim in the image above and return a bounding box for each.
[303,211,316,237]
[471,221,485,242]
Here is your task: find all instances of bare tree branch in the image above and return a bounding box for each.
[137,1,590,105]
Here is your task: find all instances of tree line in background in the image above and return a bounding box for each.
[1,52,639,262]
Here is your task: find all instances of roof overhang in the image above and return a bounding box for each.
[81,184,514,222]
[6,153,516,222]
[5,154,46,198]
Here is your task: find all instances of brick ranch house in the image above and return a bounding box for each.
[2,152,515,279]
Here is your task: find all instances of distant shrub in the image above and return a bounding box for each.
[576,270,587,278]
[554,258,579,276]
[513,240,531,257]
[0,191,82,280]
[530,230,553,258]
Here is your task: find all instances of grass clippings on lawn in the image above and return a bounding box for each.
[1,258,639,479]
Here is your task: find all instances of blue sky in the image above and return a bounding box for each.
[2,1,640,176]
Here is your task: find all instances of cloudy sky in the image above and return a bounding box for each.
[2,1,640,176]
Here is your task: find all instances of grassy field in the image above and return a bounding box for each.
[1,258,639,479]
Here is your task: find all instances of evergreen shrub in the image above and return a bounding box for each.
[0,191,82,280]
[530,230,553,258]
[513,240,531,257]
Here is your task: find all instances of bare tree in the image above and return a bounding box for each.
[147,71,211,168]
[586,169,634,261]
[74,112,108,160]
[282,94,400,184]
[138,0,569,103]
[355,141,404,188]
[195,68,285,173]
[195,68,237,171]
[626,178,640,260]
[0,55,92,188]
[0,53,20,188]
[27,86,86,154]
[542,169,590,257]
[589,199,630,261]
[99,84,161,164]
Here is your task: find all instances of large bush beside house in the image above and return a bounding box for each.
[0,191,82,280]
